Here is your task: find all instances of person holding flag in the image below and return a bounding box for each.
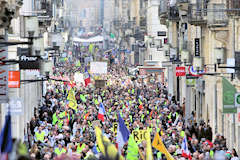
[84,66,91,87]
[181,135,192,159]
[116,113,130,154]
[0,113,13,159]
[98,103,105,122]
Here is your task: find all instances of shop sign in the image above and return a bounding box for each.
[188,66,206,77]
[176,67,186,77]
[222,77,237,113]
[19,55,40,69]
[195,38,200,56]
[186,79,196,87]
[235,93,240,107]
[8,71,20,88]
[0,47,8,103]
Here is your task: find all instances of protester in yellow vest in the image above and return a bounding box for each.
[54,143,66,156]
[77,142,86,154]
[35,126,45,142]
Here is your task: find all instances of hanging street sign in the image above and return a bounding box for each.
[222,77,237,113]
[176,67,186,77]
[8,71,20,88]
[19,55,40,69]
[188,66,206,77]
[195,38,200,57]
[186,79,196,87]
[0,46,8,103]
[235,93,240,107]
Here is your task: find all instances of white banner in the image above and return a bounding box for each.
[90,62,108,74]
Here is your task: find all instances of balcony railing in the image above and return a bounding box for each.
[158,0,168,18]
[207,3,228,27]
[227,0,240,16]
[177,0,189,3]
[188,4,207,26]
[34,0,52,17]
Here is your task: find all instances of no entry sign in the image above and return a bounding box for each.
[176,67,186,77]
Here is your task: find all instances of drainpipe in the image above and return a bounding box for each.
[232,17,236,145]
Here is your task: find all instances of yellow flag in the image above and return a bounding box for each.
[95,127,123,160]
[152,132,174,160]
[146,130,153,160]
[67,89,77,110]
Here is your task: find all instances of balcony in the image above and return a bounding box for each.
[207,4,228,28]
[158,0,168,18]
[188,4,207,26]
[226,0,240,16]
[34,0,53,17]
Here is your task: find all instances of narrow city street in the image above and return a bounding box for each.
[0,0,240,160]
[24,58,236,160]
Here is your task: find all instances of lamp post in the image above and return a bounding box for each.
[193,57,204,73]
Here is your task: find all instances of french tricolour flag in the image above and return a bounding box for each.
[116,113,130,153]
[84,66,91,87]
[181,136,192,159]
[98,103,105,122]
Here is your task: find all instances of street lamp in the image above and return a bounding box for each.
[181,50,191,66]
[214,47,225,65]
[213,48,240,70]
[193,57,204,73]
[33,37,44,56]
[40,60,53,77]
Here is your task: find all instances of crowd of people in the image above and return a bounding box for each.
[25,59,239,160]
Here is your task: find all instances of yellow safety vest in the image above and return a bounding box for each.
[58,120,63,129]
[77,143,86,154]
[54,147,66,155]
[35,131,45,142]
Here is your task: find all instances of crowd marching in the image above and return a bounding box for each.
[24,57,240,160]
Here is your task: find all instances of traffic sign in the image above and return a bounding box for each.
[176,67,186,77]
[235,93,240,107]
